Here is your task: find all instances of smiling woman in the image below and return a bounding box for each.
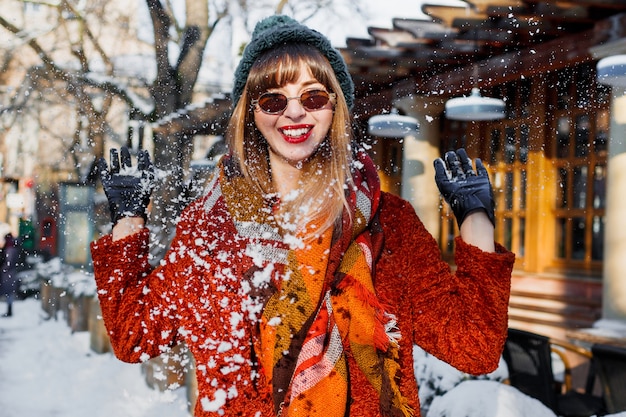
[249,61,336,219]
[90,14,515,417]
[229,37,354,236]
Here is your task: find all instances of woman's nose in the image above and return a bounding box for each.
[282,97,306,118]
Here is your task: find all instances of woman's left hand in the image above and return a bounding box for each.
[434,148,495,228]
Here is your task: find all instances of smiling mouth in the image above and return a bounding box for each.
[280,126,312,143]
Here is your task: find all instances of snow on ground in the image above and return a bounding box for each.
[413,345,560,417]
[0,298,190,417]
[428,380,557,417]
[2,297,625,417]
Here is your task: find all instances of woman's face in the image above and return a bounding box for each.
[252,62,334,169]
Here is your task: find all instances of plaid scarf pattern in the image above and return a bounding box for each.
[209,152,412,417]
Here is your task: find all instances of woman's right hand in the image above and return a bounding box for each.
[98,146,157,227]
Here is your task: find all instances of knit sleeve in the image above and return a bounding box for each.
[375,192,515,376]
[90,228,184,363]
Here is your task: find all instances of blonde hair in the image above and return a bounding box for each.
[226,43,354,238]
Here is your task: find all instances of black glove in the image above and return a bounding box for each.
[434,148,495,227]
[98,146,157,225]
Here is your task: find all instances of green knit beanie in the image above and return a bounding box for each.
[232,15,355,110]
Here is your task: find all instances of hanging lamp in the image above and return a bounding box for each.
[445,31,506,122]
[445,87,506,121]
[368,108,419,138]
[597,54,626,87]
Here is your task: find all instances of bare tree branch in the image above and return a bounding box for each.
[59,0,114,74]
[0,14,68,82]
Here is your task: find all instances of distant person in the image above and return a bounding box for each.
[90,15,515,416]
[1,233,20,317]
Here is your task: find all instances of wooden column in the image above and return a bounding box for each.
[602,86,626,324]
[523,76,556,273]
[394,95,445,239]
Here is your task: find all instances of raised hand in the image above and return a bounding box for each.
[98,146,157,225]
[434,148,495,227]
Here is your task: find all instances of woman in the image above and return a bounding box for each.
[1,233,20,317]
[91,15,515,417]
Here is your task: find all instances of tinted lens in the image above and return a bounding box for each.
[300,90,331,110]
[255,90,332,114]
[257,93,288,113]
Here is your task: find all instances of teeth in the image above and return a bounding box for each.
[282,128,309,137]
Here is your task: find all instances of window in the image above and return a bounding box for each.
[489,122,527,258]
[550,64,607,269]
[475,80,528,259]
[24,3,41,12]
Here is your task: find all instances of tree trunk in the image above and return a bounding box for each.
[145,0,211,258]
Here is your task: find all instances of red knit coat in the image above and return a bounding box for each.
[91,191,515,416]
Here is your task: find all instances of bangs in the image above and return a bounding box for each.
[246,43,334,97]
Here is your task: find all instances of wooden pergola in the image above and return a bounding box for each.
[337,0,626,340]
[340,0,626,121]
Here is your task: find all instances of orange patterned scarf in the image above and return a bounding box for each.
[217,152,412,417]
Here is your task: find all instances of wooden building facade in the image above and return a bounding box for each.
[338,0,626,341]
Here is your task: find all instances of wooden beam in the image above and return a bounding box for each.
[414,13,626,96]
[524,0,626,10]
[421,3,485,27]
